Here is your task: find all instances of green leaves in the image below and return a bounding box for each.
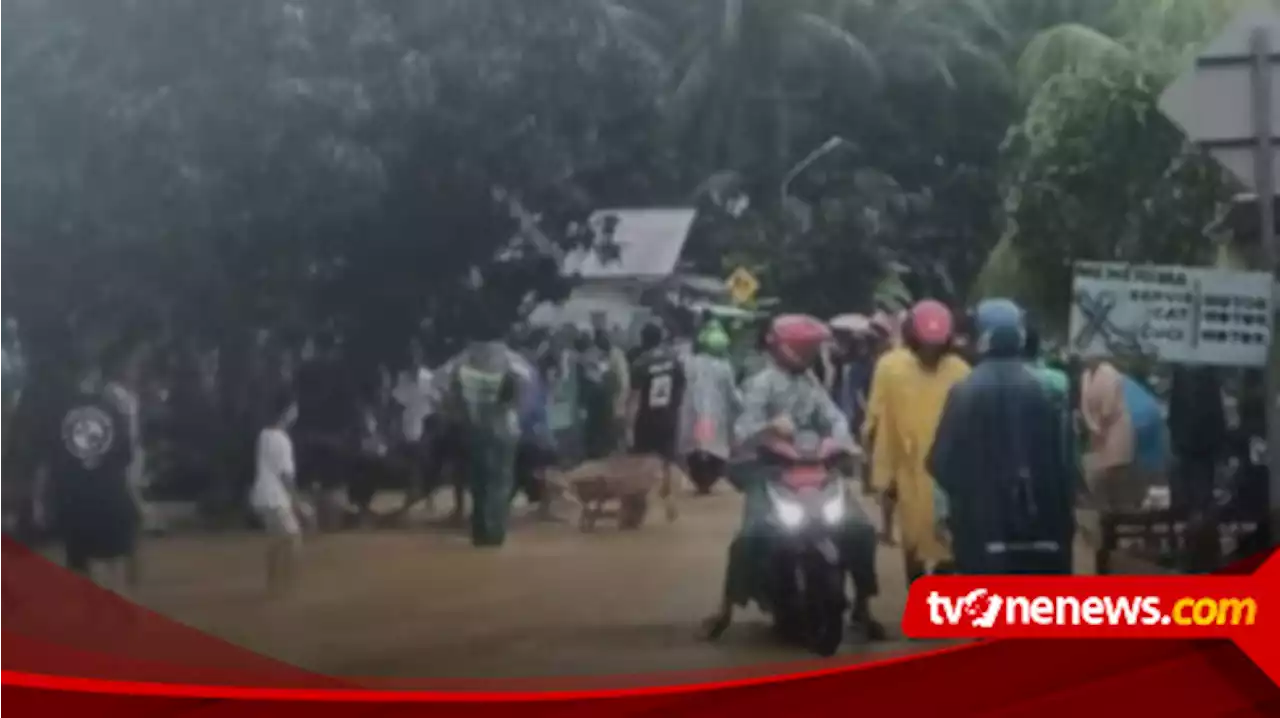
[999,58,1230,321]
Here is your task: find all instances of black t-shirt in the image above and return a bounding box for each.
[48,388,135,509]
[629,346,686,428]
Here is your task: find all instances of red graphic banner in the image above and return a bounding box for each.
[3,537,1279,715]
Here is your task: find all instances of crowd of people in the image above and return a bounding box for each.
[3,294,1269,611]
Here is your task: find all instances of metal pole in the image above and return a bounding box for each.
[778,136,849,206]
[1249,27,1280,545]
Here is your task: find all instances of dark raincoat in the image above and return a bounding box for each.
[928,355,1075,575]
[578,347,622,460]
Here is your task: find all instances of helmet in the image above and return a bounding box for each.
[766,314,831,372]
[906,300,954,347]
[869,311,894,335]
[697,321,731,356]
[829,313,872,335]
[974,298,1025,357]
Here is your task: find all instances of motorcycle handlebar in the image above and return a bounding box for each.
[758,438,851,464]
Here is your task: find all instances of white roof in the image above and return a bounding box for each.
[562,208,697,280]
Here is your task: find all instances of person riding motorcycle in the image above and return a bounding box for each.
[702,314,884,642]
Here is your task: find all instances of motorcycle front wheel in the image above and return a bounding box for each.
[802,558,847,657]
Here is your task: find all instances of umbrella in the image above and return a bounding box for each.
[691,302,766,321]
[829,313,873,335]
[870,311,898,335]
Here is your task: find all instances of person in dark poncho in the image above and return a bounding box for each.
[928,299,1075,575]
[1167,365,1228,572]
[1167,366,1226,518]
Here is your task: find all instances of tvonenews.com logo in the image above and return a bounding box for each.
[926,589,1258,629]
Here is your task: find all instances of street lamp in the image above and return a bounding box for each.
[779,136,857,206]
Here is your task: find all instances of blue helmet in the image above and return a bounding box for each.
[973,298,1025,358]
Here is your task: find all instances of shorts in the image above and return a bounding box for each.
[632,419,678,460]
[55,484,139,571]
[256,505,302,537]
[63,522,138,573]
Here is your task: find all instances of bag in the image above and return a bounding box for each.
[1122,376,1168,474]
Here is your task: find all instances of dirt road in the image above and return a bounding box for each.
[124,488,943,680]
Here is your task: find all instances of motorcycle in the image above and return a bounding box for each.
[740,430,853,657]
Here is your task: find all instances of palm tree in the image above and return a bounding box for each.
[657,0,1009,176]
[1012,0,1253,98]
[656,0,878,173]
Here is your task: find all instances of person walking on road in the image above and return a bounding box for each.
[440,331,523,547]
[864,301,970,584]
[46,348,144,596]
[579,330,624,460]
[626,323,686,518]
[678,321,740,494]
[1168,365,1227,572]
[929,300,1075,575]
[390,339,435,517]
[250,391,309,595]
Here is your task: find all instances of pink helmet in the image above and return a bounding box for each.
[907,300,954,346]
[766,314,831,371]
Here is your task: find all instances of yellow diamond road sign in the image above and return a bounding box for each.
[726,267,760,305]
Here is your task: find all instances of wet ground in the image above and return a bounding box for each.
[122,487,950,680]
[110,483,1117,683]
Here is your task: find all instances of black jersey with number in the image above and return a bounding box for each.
[630,346,686,427]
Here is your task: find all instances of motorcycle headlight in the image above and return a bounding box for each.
[822,495,845,525]
[773,498,805,529]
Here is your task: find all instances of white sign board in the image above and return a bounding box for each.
[1158,3,1280,191]
[1068,261,1274,367]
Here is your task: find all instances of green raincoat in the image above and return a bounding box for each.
[1026,359,1081,493]
[445,341,521,546]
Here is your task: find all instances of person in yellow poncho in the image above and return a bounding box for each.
[863,300,970,585]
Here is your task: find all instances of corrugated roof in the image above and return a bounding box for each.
[562,208,697,280]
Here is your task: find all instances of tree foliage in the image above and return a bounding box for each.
[977,0,1252,324]
[3,0,675,367]
[3,0,1257,363]
[998,57,1230,317]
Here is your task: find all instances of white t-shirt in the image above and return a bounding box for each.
[392,367,435,442]
[250,427,295,510]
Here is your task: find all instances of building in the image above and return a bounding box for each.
[529,207,722,341]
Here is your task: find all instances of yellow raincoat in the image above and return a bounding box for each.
[863,347,970,564]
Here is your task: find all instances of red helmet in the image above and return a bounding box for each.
[906,300,954,347]
[766,314,831,371]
